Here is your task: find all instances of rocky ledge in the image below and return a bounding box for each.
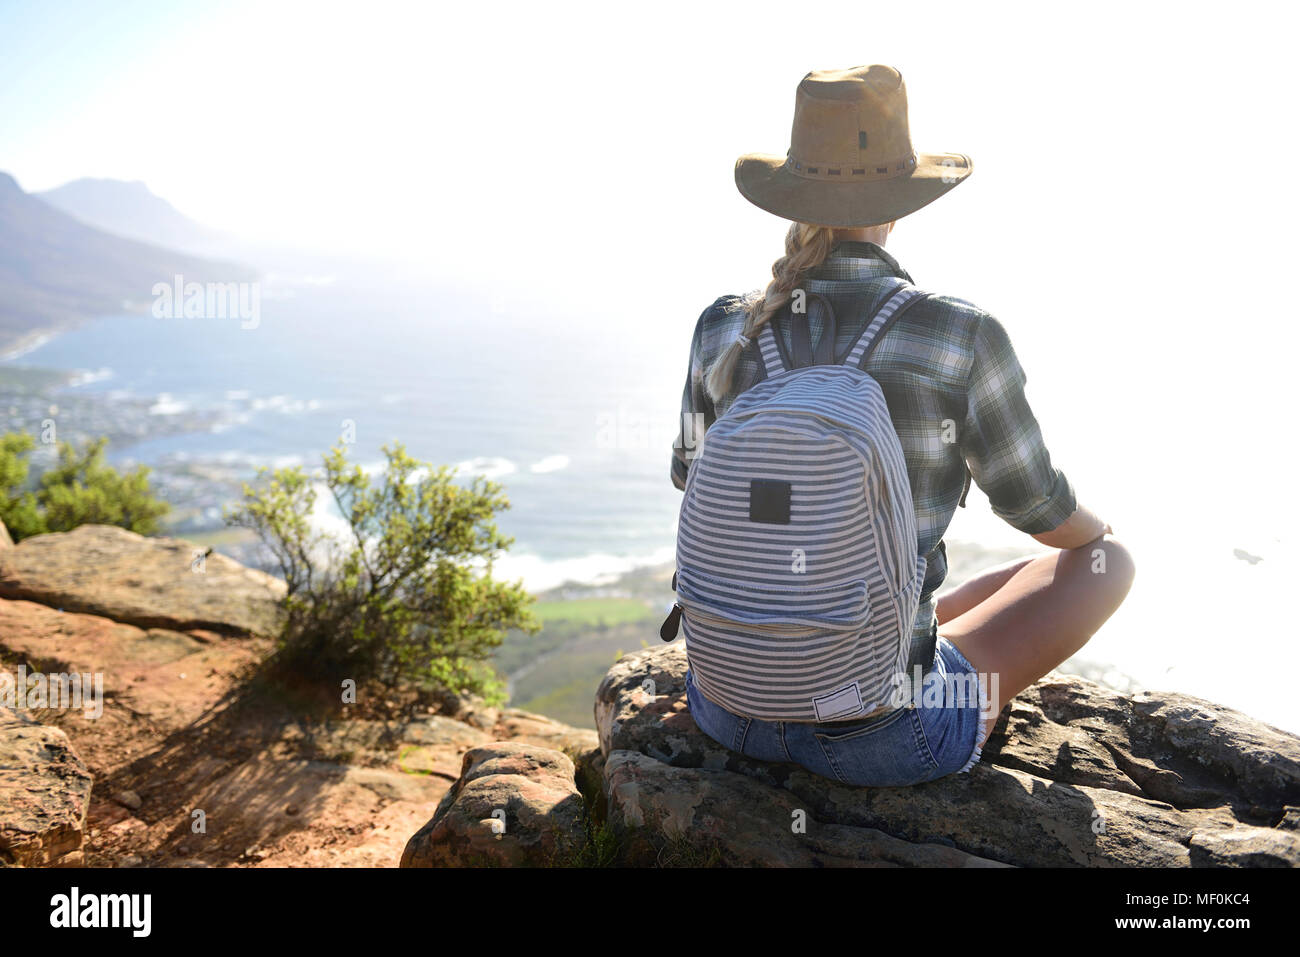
[5,520,1299,868]
[403,643,1300,867]
[0,524,286,637]
[0,523,596,867]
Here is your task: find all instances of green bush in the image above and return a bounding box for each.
[0,432,169,541]
[224,441,537,702]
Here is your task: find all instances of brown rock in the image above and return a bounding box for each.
[399,714,493,751]
[2,582,602,869]
[0,598,268,738]
[604,749,1007,867]
[394,716,494,780]
[0,706,94,866]
[594,643,1300,867]
[492,708,600,763]
[447,693,500,732]
[400,742,586,867]
[0,524,285,636]
[186,753,451,856]
[1187,826,1300,866]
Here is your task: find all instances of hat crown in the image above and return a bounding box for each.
[733,63,970,228]
[788,65,914,175]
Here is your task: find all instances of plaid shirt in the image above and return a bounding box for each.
[671,240,1077,672]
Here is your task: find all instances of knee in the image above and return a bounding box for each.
[1084,535,1136,597]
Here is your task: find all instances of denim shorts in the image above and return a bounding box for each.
[685,636,989,787]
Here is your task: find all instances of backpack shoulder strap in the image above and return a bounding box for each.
[756,322,786,378]
[756,292,840,377]
[842,280,929,370]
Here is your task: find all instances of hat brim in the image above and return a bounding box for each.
[734,151,972,228]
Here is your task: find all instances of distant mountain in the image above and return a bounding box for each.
[0,171,257,354]
[37,177,224,255]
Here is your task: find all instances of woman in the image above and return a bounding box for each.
[671,65,1134,787]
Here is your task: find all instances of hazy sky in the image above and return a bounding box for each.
[3,0,1298,495]
[5,1,1296,295]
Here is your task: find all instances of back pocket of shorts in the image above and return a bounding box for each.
[813,707,937,787]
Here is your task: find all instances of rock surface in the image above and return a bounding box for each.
[0,707,94,866]
[0,524,285,636]
[400,742,587,867]
[592,643,1300,867]
[492,708,599,763]
[8,517,1298,869]
[0,598,268,732]
[0,538,598,868]
[603,749,1006,866]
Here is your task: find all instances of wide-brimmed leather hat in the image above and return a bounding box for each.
[735,65,972,228]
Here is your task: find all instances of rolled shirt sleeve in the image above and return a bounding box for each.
[960,314,1077,535]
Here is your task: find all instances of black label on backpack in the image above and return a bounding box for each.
[749,478,792,525]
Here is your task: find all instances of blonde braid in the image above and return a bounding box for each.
[704,221,837,403]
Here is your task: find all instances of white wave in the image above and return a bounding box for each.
[66,367,114,387]
[148,393,188,415]
[0,331,56,360]
[247,394,318,415]
[453,456,517,481]
[491,545,676,593]
[528,454,570,474]
[267,454,308,470]
[175,450,307,471]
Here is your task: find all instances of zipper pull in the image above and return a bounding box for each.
[660,602,682,642]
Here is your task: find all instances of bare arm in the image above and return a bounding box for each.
[1031,503,1111,550]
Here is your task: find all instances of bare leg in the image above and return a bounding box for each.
[935,553,1041,625]
[939,535,1136,743]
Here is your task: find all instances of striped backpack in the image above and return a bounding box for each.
[661,280,930,723]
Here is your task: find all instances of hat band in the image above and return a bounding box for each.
[784,151,918,181]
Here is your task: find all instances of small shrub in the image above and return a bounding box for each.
[224,441,537,702]
[0,432,169,541]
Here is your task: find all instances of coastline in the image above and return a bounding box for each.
[0,327,60,362]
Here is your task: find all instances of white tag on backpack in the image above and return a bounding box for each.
[812,681,864,721]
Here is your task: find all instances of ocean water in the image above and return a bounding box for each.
[5,265,1297,734]
[6,271,687,584]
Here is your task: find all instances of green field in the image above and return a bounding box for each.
[530,597,655,626]
[0,366,72,393]
[494,566,674,728]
